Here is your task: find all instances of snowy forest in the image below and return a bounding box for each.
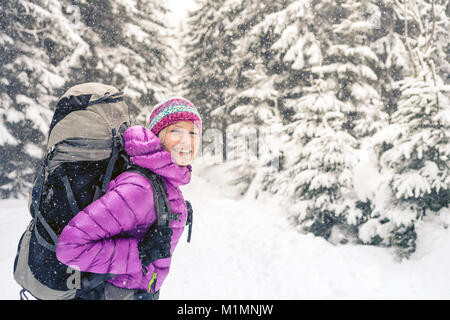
[1,0,449,260]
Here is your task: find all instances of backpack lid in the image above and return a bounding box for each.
[47,83,129,164]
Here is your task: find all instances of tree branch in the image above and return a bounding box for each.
[425,0,437,51]
[402,0,418,77]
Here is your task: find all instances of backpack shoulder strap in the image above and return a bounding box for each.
[127,165,194,242]
[125,165,178,227]
[101,128,120,193]
[92,122,129,202]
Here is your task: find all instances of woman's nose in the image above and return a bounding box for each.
[176,132,192,145]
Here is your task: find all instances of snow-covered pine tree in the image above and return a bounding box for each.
[0,0,83,197]
[214,0,295,195]
[363,0,450,258]
[0,0,175,197]
[234,0,323,198]
[372,0,449,119]
[69,0,174,120]
[312,0,388,139]
[304,0,388,242]
[182,0,235,133]
[379,75,450,258]
[234,0,386,240]
[428,0,450,85]
[223,59,284,196]
[368,1,410,120]
[274,79,362,241]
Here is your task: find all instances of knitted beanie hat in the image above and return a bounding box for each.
[148,97,202,136]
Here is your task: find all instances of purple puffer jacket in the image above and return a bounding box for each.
[55,125,191,292]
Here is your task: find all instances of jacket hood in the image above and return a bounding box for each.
[123,125,192,187]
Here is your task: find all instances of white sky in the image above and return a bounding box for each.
[165,0,198,19]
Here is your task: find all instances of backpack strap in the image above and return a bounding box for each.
[74,273,116,300]
[29,155,48,220]
[61,173,80,216]
[125,166,179,227]
[33,212,58,252]
[101,128,121,194]
[127,165,194,242]
[91,123,129,202]
[19,288,33,300]
[87,91,124,107]
[185,200,193,243]
[150,173,177,227]
[30,155,60,252]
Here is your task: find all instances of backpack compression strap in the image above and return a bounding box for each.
[30,155,60,252]
[185,200,193,243]
[31,162,81,252]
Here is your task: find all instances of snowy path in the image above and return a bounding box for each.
[1,162,450,299]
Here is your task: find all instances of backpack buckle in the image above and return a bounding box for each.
[28,219,36,232]
[185,201,193,226]
[112,129,121,148]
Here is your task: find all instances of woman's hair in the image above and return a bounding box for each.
[158,127,168,145]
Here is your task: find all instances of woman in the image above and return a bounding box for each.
[55,97,202,300]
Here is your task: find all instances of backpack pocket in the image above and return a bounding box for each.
[13,220,77,300]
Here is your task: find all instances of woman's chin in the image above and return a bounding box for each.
[171,150,194,167]
[174,157,192,167]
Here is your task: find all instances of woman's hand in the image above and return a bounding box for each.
[138,225,173,267]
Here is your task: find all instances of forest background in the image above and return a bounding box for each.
[1,0,449,259]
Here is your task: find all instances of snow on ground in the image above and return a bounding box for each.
[1,159,450,300]
[0,198,30,300]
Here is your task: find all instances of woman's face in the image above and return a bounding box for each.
[159,121,200,166]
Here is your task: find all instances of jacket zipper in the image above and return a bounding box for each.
[148,272,157,293]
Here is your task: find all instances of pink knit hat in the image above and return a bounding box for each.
[148,97,202,136]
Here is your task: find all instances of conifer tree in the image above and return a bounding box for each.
[312,0,388,139]
[274,79,362,239]
[215,0,294,193]
[181,0,244,166]
[0,0,174,197]
[364,0,450,258]
[234,0,386,238]
[182,0,234,132]
[0,0,82,197]
[70,0,173,118]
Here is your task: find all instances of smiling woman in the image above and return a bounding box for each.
[51,95,202,300]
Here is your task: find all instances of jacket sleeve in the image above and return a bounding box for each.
[55,172,157,275]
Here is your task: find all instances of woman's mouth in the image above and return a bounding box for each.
[173,148,191,155]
